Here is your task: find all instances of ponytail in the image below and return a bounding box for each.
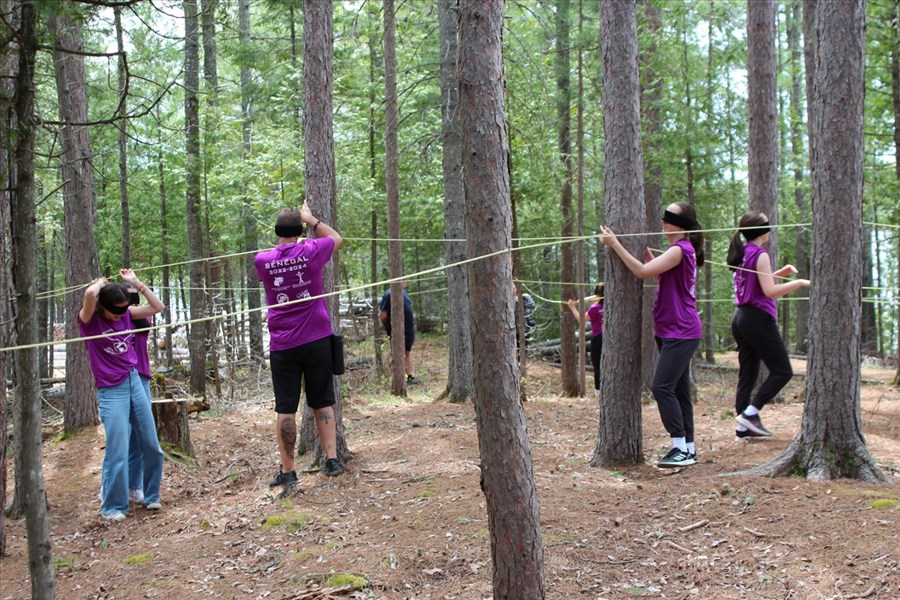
[688,226,705,268]
[727,211,768,271]
[726,231,745,271]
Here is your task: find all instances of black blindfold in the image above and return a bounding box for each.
[662,210,696,231]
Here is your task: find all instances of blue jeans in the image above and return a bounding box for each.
[98,369,164,514]
[127,376,153,497]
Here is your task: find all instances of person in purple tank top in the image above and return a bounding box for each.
[255,200,345,489]
[79,269,165,521]
[726,211,810,440]
[601,202,704,468]
[567,283,604,397]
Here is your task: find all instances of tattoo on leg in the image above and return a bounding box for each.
[280,418,297,456]
[317,409,332,424]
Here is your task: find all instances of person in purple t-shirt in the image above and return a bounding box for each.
[726,211,810,440]
[255,201,345,489]
[601,202,705,469]
[79,269,165,521]
[567,283,605,397]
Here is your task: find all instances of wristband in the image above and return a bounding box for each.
[313,220,320,232]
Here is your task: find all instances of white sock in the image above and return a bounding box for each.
[672,437,687,452]
[744,405,760,417]
[686,443,695,454]
[736,425,748,432]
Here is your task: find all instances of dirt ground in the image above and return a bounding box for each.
[2,336,898,599]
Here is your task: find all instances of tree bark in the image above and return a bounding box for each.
[12,3,56,593]
[184,0,206,401]
[747,0,779,257]
[744,0,885,482]
[49,8,101,432]
[383,0,407,397]
[301,0,350,465]
[556,0,578,397]
[439,0,474,404]
[789,0,810,354]
[459,0,546,596]
[639,0,662,393]
[591,0,645,468]
[114,7,130,267]
[200,0,218,92]
[892,0,900,385]
[239,0,263,362]
[0,0,15,555]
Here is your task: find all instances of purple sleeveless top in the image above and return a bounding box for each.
[255,237,335,352]
[734,243,777,319]
[78,310,139,388]
[587,302,603,337]
[653,238,702,339]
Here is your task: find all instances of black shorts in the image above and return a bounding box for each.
[269,335,335,414]
[386,328,415,352]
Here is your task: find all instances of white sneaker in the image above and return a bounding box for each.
[129,489,145,504]
[102,511,126,522]
[145,501,162,510]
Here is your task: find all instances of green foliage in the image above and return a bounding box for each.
[869,498,898,510]
[323,573,369,589]
[123,553,153,565]
[261,512,311,533]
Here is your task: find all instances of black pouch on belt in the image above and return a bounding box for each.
[331,333,345,375]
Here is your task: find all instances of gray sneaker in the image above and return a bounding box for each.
[657,448,696,468]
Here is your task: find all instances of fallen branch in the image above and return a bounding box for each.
[666,539,692,554]
[678,519,709,533]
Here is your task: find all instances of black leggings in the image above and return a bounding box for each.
[731,306,793,415]
[590,334,602,390]
[652,337,700,442]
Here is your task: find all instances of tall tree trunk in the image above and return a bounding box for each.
[556,0,578,397]
[702,11,715,364]
[591,0,645,468]
[368,10,384,376]
[201,0,218,92]
[114,7,130,267]
[748,0,779,257]
[459,1,546,595]
[0,0,15,554]
[892,0,899,385]
[300,0,350,465]
[383,0,406,396]
[12,3,56,593]
[575,0,586,396]
[50,9,101,432]
[860,222,879,355]
[239,0,263,362]
[789,0,810,354]
[439,0,474,404]
[184,0,206,402]
[639,0,662,392]
[157,115,174,369]
[748,0,885,482]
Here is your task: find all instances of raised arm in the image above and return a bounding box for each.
[756,254,811,298]
[566,298,586,325]
[120,268,166,319]
[79,278,106,324]
[600,226,682,279]
[300,199,343,250]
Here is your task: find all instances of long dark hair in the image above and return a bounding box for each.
[97,282,128,314]
[593,283,605,301]
[119,282,150,329]
[673,202,705,268]
[726,211,767,271]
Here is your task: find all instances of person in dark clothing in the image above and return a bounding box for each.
[379,282,416,381]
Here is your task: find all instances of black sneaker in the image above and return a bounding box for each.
[406,374,416,383]
[324,458,344,477]
[735,428,766,441]
[269,469,298,488]
[657,448,696,468]
[737,413,772,436]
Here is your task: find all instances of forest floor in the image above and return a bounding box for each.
[1,335,899,600]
